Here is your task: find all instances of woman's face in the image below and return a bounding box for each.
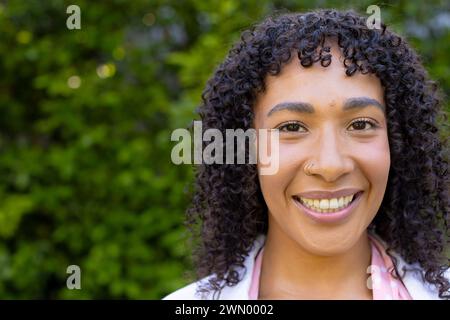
[253,46,390,256]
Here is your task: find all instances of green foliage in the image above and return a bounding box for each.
[0,0,447,298]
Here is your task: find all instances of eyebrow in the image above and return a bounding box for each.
[267,97,385,117]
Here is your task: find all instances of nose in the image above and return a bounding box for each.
[307,125,354,182]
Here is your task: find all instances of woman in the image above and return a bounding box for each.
[164,9,449,299]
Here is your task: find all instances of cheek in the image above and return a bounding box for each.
[258,168,288,209]
[355,135,391,198]
[361,137,390,174]
[258,144,305,207]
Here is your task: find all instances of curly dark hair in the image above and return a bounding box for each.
[185,9,450,299]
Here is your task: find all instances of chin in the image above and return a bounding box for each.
[291,229,363,257]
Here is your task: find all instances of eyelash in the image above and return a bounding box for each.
[348,118,379,131]
[276,118,379,132]
[277,121,307,133]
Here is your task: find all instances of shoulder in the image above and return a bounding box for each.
[162,234,267,300]
[369,232,449,300]
[393,251,450,300]
[161,270,250,300]
[162,277,212,300]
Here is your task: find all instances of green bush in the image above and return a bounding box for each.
[0,0,447,298]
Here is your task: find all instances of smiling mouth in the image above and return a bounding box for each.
[292,191,363,214]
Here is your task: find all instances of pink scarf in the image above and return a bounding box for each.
[248,234,412,300]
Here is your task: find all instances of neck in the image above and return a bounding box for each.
[259,219,372,299]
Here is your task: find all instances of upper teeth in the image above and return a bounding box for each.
[299,194,356,210]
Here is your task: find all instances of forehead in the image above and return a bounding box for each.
[256,45,385,112]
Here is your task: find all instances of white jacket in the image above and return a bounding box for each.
[163,235,449,300]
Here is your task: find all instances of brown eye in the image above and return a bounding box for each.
[278,122,306,132]
[348,119,377,131]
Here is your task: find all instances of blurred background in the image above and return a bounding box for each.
[0,0,448,299]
